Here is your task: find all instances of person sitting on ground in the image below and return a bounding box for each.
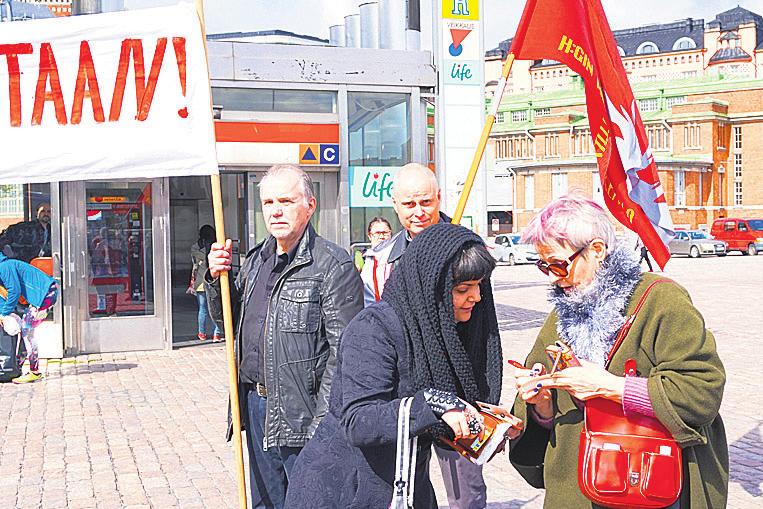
[0,253,59,384]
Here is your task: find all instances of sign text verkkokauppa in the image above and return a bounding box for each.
[510,0,675,269]
[0,4,217,184]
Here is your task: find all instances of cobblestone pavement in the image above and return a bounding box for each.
[1,254,761,508]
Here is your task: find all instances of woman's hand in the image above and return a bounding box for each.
[544,359,626,403]
[514,363,554,419]
[441,402,483,440]
[208,240,232,278]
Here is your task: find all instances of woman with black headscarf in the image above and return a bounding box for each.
[284,223,514,509]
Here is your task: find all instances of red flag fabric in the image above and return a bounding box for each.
[510,0,675,268]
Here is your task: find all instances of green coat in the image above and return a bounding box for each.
[511,273,729,509]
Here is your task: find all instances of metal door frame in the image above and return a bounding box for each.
[60,178,171,354]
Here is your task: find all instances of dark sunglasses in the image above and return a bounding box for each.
[535,244,588,277]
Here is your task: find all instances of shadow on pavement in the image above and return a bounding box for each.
[729,422,763,497]
[439,494,542,509]
[55,362,139,375]
[494,303,548,331]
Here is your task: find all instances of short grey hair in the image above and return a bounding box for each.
[259,164,315,202]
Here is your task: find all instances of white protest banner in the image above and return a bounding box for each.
[0,4,217,184]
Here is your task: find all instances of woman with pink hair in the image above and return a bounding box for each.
[508,192,728,509]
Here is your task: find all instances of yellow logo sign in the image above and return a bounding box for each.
[442,0,479,20]
[299,144,320,165]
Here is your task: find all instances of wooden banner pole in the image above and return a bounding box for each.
[194,1,248,507]
[451,53,516,225]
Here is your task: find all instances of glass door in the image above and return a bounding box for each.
[61,179,169,353]
[0,183,63,358]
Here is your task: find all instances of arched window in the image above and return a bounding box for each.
[672,37,696,51]
[637,41,659,55]
[617,46,625,57]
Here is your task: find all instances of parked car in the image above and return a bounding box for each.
[710,218,763,256]
[668,230,726,258]
[489,234,539,265]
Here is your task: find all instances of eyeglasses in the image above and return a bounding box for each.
[535,244,588,277]
[369,230,391,238]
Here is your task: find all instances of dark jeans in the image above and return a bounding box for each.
[244,387,302,509]
[435,444,486,509]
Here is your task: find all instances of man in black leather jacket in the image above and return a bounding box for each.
[205,165,363,509]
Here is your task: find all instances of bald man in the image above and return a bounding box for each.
[361,163,445,306]
[359,163,488,509]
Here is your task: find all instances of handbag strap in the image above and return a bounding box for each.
[605,279,670,369]
[393,397,418,507]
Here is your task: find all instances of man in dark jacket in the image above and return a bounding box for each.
[359,162,488,509]
[206,164,363,509]
[0,203,52,263]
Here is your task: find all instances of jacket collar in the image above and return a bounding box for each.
[254,223,315,267]
[388,212,451,264]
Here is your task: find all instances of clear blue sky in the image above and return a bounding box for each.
[125,0,763,50]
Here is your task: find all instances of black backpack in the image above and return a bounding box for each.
[0,330,21,382]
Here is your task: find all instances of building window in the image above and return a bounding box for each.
[512,110,529,122]
[734,181,743,206]
[637,41,659,54]
[534,108,551,117]
[717,122,727,150]
[674,170,686,207]
[665,96,686,108]
[0,184,24,218]
[545,133,559,157]
[734,154,742,179]
[495,112,504,123]
[733,126,742,150]
[672,37,697,51]
[552,173,568,199]
[684,123,701,149]
[572,128,593,155]
[646,124,669,151]
[211,87,337,114]
[617,46,625,57]
[638,98,659,112]
[495,134,534,160]
[682,70,698,78]
[525,175,535,209]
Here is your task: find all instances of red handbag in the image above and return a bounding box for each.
[578,280,683,508]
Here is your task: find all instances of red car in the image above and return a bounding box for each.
[710,218,763,256]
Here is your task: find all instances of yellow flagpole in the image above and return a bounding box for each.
[193,1,248,507]
[451,53,516,225]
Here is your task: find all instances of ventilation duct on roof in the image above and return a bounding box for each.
[360,2,380,49]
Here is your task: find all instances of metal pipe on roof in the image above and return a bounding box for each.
[344,13,361,48]
[379,0,406,49]
[360,2,380,49]
[329,24,346,47]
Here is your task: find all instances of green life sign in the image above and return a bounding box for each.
[349,166,400,208]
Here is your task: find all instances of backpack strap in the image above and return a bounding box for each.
[605,279,670,369]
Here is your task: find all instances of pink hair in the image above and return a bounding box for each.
[521,191,616,251]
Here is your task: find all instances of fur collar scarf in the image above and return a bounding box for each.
[549,243,643,366]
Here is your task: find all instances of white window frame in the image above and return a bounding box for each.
[552,173,568,199]
[638,98,659,112]
[525,174,535,209]
[684,123,701,149]
[512,110,528,123]
[637,41,659,55]
[545,133,560,158]
[672,37,697,51]
[733,126,742,150]
[734,181,743,206]
[674,170,686,207]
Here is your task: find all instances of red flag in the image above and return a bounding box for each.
[510,0,675,268]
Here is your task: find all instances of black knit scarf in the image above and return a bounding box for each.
[382,223,503,412]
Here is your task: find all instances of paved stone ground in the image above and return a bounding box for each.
[1,254,761,508]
